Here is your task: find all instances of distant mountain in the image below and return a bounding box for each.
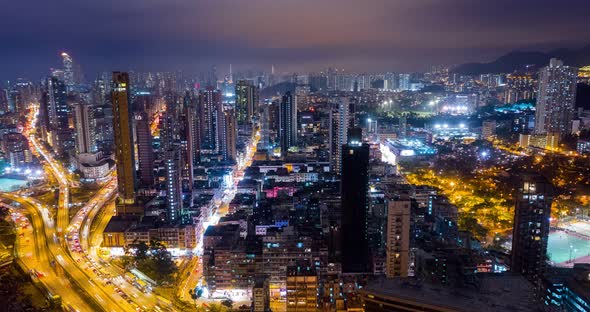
[260,82,296,98]
[452,44,590,75]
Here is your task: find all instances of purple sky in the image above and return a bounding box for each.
[1,0,589,80]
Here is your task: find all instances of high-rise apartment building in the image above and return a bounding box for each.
[252,277,271,312]
[534,58,578,139]
[341,128,371,273]
[329,97,349,174]
[199,87,222,151]
[111,72,137,206]
[504,74,535,104]
[235,80,258,125]
[511,174,553,283]
[134,112,154,187]
[73,103,95,154]
[286,265,318,312]
[386,196,411,278]
[164,149,183,224]
[185,93,201,167]
[279,91,297,154]
[220,109,237,163]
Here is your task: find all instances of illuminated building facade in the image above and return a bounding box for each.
[235,80,258,125]
[111,72,137,206]
[534,58,578,139]
[279,91,297,154]
[511,174,553,283]
[386,196,411,278]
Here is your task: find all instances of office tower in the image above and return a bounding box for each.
[235,80,258,125]
[134,112,154,187]
[73,103,95,154]
[164,149,183,224]
[279,91,297,154]
[341,128,370,273]
[220,109,237,163]
[286,265,318,312]
[329,97,349,174]
[511,174,553,283]
[199,87,222,151]
[111,72,137,206]
[534,58,578,139]
[504,74,535,103]
[45,76,72,153]
[386,196,411,278]
[61,52,74,87]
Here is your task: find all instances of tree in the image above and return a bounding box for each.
[133,241,149,261]
[131,239,178,284]
[0,269,49,311]
[150,240,177,283]
[221,298,234,309]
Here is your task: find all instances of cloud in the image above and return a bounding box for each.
[0,0,589,80]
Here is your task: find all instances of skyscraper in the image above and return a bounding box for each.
[279,91,297,155]
[235,80,258,125]
[61,52,74,87]
[183,92,200,187]
[220,109,237,163]
[164,149,183,224]
[111,72,137,206]
[386,196,411,278]
[45,76,72,154]
[534,58,578,139]
[73,102,95,154]
[199,87,222,151]
[341,127,370,273]
[134,112,154,187]
[511,174,553,283]
[329,97,349,174]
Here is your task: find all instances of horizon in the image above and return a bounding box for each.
[1,0,589,81]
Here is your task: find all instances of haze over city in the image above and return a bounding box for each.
[1,1,590,312]
[1,0,590,80]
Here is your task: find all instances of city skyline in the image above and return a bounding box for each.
[1,0,590,80]
[2,2,590,311]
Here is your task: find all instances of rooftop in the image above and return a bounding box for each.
[362,275,538,312]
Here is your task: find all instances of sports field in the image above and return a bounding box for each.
[548,221,590,266]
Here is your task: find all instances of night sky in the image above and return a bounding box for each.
[1,0,589,80]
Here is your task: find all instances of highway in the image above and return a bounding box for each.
[66,177,169,311]
[1,200,95,311]
[23,107,138,311]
